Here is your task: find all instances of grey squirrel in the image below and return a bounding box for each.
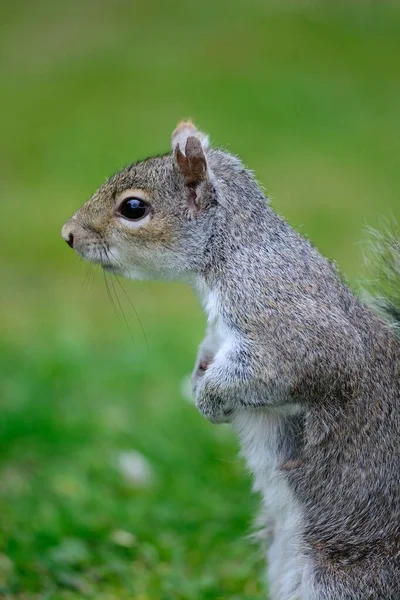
[62,121,400,600]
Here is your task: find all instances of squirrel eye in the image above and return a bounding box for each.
[118,197,149,221]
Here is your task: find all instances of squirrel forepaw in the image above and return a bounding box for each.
[195,383,235,424]
[197,401,234,424]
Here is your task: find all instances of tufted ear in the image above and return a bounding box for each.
[172,120,209,156]
[172,121,210,187]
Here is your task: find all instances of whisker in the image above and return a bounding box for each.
[82,264,95,293]
[108,270,135,343]
[105,246,125,268]
[90,264,96,290]
[103,268,124,326]
[102,246,135,343]
[105,247,149,351]
[113,273,149,353]
[101,245,149,351]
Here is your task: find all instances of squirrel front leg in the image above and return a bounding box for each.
[194,340,282,424]
[194,309,363,424]
[192,326,240,423]
[191,326,220,396]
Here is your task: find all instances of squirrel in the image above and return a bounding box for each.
[62,121,400,600]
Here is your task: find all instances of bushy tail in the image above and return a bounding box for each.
[365,225,400,331]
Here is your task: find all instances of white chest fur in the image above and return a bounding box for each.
[196,281,310,599]
[232,409,309,600]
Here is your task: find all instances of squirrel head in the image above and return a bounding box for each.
[61,121,219,280]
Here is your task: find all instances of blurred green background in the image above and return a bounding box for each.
[1,1,400,598]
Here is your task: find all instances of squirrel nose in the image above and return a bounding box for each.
[61,221,75,249]
[66,233,74,248]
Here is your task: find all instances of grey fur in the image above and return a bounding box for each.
[62,125,400,599]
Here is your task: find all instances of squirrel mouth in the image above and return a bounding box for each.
[77,250,118,272]
[102,262,118,272]
[99,246,122,273]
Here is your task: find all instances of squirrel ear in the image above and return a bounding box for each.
[172,121,210,186]
[172,121,214,211]
[175,136,207,186]
[171,120,210,156]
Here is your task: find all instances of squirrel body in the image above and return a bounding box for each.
[62,122,400,599]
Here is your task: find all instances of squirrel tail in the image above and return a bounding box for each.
[365,224,400,331]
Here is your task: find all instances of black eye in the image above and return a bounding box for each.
[119,197,149,220]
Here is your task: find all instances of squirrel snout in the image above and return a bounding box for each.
[61,221,75,249]
[66,232,74,248]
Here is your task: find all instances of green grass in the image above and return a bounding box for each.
[1,0,400,598]
[1,333,262,599]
